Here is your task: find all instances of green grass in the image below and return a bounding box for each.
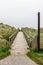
[22,27,43,65]
[0,23,17,41]
[27,49,43,65]
[21,27,37,48]
[0,23,18,59]
[40,33,43,48]
[0,38,10,49]
[0,47,10,60]
[21,27,37,41]
[21,27,43,49]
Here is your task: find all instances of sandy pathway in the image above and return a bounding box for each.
[0,32,38,65]
[11,32,29,55]
[0,55,38,65]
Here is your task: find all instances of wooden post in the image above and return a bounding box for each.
[37,12,40,52]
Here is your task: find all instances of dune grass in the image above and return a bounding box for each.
[27,49,43,65]
[0,23,18,59]
[22,27,43,65]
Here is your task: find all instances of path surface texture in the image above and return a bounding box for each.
[11,32,29,55]
[0,32,38,65]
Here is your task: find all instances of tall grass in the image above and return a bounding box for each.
[22,27,43,65]
[0,23,18,59]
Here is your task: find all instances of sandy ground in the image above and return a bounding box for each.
[0,32,38,65]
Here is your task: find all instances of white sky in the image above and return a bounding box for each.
[0,0,43,28]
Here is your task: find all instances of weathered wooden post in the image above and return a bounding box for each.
[37,12,40,52]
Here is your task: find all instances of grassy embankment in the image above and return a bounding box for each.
[21,27,43,65]
[0,23,18,60]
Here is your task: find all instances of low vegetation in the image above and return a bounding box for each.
[21,27,37,48]
[27,49,43,65]
[21,27,43,65]
[0,23,18,60]
[0,47,10,60]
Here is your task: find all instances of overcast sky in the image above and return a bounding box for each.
[0,0,43,28]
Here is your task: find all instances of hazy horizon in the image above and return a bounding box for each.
[0,0,43,28]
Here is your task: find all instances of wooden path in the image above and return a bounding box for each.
[0,32,38,65]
